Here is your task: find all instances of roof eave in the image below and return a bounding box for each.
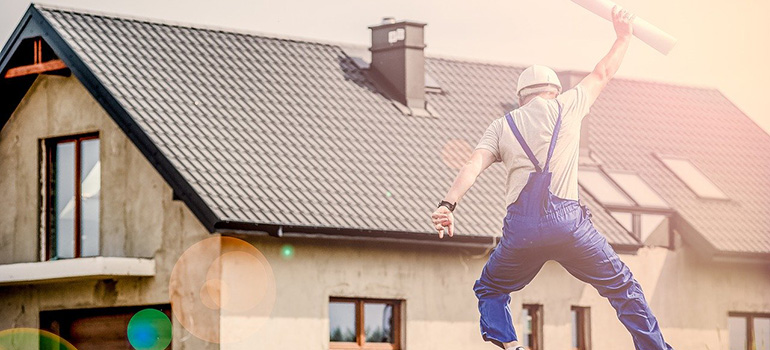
[214,220,499,249]
[213,220,645,252]
[711,251,770,264]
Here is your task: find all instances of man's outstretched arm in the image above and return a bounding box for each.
[430,149,498,238]
[579,5,636,106]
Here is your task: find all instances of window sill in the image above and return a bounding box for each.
[0,257,155,286]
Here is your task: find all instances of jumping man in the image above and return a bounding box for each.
[430,6,673,350]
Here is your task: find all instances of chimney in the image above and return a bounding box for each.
[369,18,429,117]
[557,70,596,165]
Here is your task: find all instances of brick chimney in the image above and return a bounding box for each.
[369,18,429,117]
[557,70,596,165]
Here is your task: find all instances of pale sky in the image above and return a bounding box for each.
[2,0,769,133]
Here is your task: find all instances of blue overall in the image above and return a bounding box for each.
[473,103,673,350]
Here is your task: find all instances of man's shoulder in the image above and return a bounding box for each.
[557,84,585,103]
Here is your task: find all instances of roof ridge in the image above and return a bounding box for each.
[32,2,342,49]
[32,3,721,92]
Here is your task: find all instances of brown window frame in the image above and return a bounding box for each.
[729,311,770,350]
[571,306,591,350]
[329,297,402,350]
[44,133,99,260]
[522,304,544,350]
[40,304,172,349]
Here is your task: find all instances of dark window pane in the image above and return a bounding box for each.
[755,317,770,350]
[728,316,747,350]
[329,302,356,342]
[364,303,393,343]
[55,142,76,259]
[80,139,100,257]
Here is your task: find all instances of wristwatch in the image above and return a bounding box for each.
[437,200,457,212]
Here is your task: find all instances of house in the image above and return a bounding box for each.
[0,4,768,350]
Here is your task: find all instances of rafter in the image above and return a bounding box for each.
[3,38,68,79]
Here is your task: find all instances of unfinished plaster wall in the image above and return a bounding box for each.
[223,234,769,350]
[0,75,218,350]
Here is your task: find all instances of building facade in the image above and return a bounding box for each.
[0,5,768,350]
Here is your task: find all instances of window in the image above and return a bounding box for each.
[520,304,543,350]
[329,297,401,349]
[659,156,728,200]
[578,169,634,206]
[610,212,669,242]
[45,134,100,260]
[729,313,770,350]
[579,167,672,244]
[41,304,172,350]
[571,306,591,350]
[606,172,669,208]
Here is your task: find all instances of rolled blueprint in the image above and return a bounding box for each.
[571,0,677,55]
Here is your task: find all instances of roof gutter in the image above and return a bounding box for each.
[214,220,499,250]
[213,220,647,254]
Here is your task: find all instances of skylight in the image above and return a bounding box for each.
[606,172,669,208]
[659,156,728,199]
[578,169,634,206]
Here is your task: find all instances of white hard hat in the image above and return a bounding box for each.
[517,65,562,97]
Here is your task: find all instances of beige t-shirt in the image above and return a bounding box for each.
[474,84,592,205]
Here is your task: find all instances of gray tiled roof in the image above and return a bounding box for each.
[588,79,770,255]
[29,5,769,253]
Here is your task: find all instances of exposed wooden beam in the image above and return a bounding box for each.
[4,59,67,79]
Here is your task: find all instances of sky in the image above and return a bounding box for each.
[2,0,769,133]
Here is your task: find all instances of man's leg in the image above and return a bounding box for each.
[473,243,546,349]
[557,227,673,350]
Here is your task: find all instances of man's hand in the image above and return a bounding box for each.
[430,206,455,239]
[612,5,635,40]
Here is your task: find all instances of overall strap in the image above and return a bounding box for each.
[505,112,542,172]
[543,101,563,173]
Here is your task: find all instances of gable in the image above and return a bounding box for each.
[0,73,211,264]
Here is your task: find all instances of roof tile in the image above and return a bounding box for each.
[33,6,770,253]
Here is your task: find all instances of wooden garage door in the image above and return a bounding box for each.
[41,305,172,350]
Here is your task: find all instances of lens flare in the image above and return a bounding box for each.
[280,244,295,260]
[0,328,77,350]
[126,309,172,350]
[169,236,276,344]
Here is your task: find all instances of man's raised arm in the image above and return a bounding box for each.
[579,5,636,106]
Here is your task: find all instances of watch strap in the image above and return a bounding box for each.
[438,200,457,212]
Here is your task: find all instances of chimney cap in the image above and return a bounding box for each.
[368,18,427,29]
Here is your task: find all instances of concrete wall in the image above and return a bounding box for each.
[223,233,770,350]
[0,75,218,350]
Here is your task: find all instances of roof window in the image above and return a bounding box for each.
[606,171,669,208]
[658,156,728,199]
